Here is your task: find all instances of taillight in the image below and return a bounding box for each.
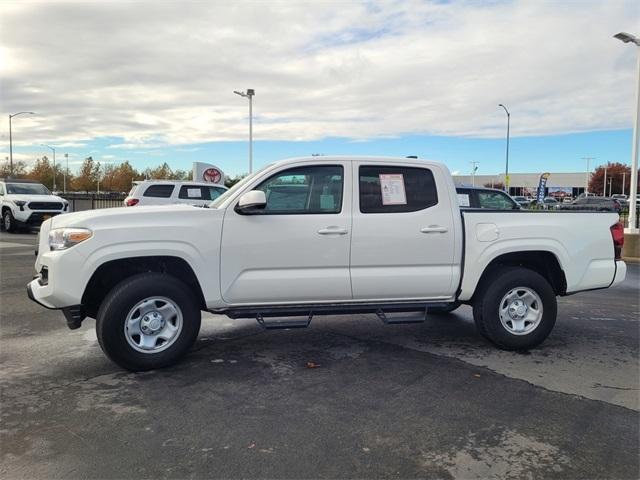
[125,198,139,206]
[610,222,624,260]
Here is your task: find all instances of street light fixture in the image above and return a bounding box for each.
[234,89,255,173]
[8,111,35,176]
[498,104,510,193]
[614,31,640,232]
[41,144,56,191]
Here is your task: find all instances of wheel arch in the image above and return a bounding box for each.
[470,250,567,302]
[81,256,206,319]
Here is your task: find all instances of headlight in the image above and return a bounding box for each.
[48,228,93,251]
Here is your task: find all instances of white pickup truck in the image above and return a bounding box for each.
[27,156,626,371]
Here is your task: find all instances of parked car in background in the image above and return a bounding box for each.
[611,194,628,207]
[124,180,228,207]
[562,197,573,204]
[456,186,520,210]
[559,196,621,212]
[0,178,69,232]
[512,196,531,208]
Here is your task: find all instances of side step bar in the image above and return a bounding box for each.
[251,306,431,329]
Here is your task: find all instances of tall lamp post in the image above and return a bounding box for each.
[614,32,640,232]
[498,104,510,193]
[64,153,69,193]
[41,144,56,191]
[8,111,35,176]
[233,89,255,173]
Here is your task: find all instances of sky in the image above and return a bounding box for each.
[1,0,638,177]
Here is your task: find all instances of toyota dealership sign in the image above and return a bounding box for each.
[192,162,225,185]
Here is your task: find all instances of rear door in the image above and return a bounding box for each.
[350,162,459,300]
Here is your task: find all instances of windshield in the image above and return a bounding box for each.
[210,164,273,208]
[6,183,51,195]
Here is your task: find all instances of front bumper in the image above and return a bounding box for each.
[27,280,85,329]
[14,211,62,227]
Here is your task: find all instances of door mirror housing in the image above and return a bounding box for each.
[236,190,267,213]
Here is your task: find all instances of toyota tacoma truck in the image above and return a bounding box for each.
[1,178,69,232]
[27,156,627,371]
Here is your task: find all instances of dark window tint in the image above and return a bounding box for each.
[359,165,437,213]
[143,184,174,198]
[255,165,343,214]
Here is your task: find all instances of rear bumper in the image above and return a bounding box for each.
[611,260,627,288]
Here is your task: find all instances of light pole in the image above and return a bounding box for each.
[614,32,640,232]
[623,171,626,195]
[8,111,35,176]
[582,157,595,195]
[470,161,479,187]
[41,144,56,191]
[498,104,510,193]
[233,89,255,173]
[603,165,608,196]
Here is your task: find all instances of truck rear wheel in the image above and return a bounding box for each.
[96,273,201,371]
[473,267,556,350]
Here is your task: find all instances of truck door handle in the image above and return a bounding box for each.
[420,225,448,234]
[317,227,348,235]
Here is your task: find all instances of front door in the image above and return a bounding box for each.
[220,162,352,304]
[350,162,458,300]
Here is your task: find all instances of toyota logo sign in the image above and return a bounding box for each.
[202,168,222,184]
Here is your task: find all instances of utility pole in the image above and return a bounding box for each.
[582,157,595,195]
[622,172,626,195]
[233,89,255,173]
[498,104,510,193]
[603,166,607,196]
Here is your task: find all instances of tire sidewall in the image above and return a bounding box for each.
[97,273,201,371]
[4,210,15,232]
[480,268,557,350]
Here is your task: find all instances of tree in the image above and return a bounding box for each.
[101,161,142,192]
[0,159,28,178]
[26,156,64,190]
[73,157,101,192]
[588,163,636,196]
[225,174,247,188]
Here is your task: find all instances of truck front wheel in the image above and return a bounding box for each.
[473,267,556,350]
[96,273,201,371]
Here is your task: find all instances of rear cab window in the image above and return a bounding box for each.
[359,165,438,213]
[477,191,518,210]
[143,184,175,198]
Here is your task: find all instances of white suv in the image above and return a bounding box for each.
[124,180,228,207]
[0,179,69,232]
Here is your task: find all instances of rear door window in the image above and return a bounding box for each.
[178,185,206,200]
[477,191,518,210]
[359,165,438,213]
[143,184,175,198]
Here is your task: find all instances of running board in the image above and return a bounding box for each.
[256,313,313,330]
[376,308,427,325]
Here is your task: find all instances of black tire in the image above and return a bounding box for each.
[428,301,461,315]
[472,266,557,350]
[96,273,202,371]
[3,209,17,233]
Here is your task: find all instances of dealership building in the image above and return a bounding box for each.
[452,172,588,198]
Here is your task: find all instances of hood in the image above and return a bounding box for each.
[50,204,222,229]
[6,194,66,204]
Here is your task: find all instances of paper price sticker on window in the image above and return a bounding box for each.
[379,174,407,205]
[187,188,201,198]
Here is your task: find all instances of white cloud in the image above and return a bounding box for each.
[1,0,638,148]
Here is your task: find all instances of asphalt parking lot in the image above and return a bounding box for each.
[1,230,638,479]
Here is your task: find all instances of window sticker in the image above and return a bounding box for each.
[187,188,201,198]
[379,174,407,205]
[457,193,470,207]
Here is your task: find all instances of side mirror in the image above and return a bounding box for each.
[236,190,267,214]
